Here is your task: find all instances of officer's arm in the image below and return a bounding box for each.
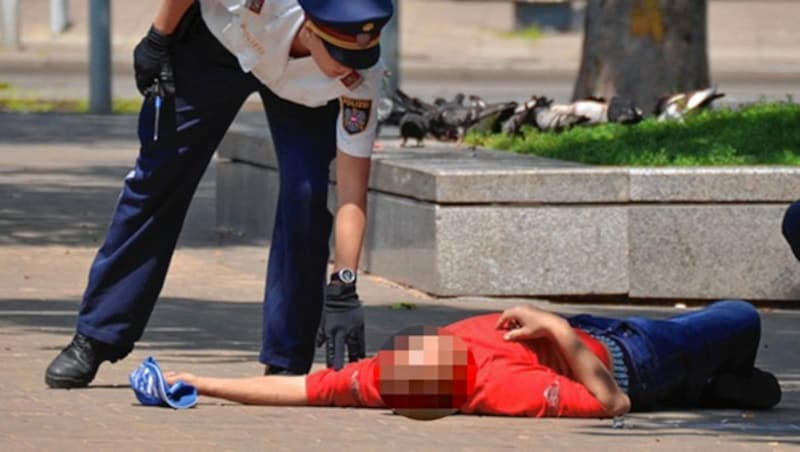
[152,0,195,34]
[333,150,370,267]
[165,372,309,406]
[497,306,631,416]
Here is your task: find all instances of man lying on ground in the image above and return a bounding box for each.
[161,300,781,419]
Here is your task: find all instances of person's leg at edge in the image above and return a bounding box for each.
[258,90,339,374]
[782,200,800,260]
[45,16,261,388]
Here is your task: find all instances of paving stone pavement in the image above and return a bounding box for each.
[1,112,799,450]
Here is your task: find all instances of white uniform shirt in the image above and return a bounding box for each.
[199,0,383,158]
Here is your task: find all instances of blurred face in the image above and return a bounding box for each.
[298,23,353,78]
[377,331,474,421]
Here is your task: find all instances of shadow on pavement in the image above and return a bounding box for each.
[0,112,242,248]
[0,161,256,248]
[0,111,269,145]
[0,112,140,144]
[578,410,800,445]
[0,297,495,358]
[1,165,136,247]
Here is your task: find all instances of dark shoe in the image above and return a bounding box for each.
[708,368,782,409]
[264,365,301,376]
[45,334,128,389]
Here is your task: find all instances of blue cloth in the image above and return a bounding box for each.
[76,13,336,374]
[298,0,394,69]
[129,356,198,409]
[569,300,761,411]
[782,200,800,260]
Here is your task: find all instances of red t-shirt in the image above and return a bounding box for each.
[306,313,611,417]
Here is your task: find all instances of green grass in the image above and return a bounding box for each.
[498,25,544,41]
[0,80,143,114]
[466,103,800,166]
[0,96,142,114]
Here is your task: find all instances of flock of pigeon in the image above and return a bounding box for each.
[376,86,726,147]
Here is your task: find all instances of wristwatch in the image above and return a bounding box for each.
[332,267,357,284]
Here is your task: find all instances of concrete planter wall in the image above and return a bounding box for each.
[216,125,800,302]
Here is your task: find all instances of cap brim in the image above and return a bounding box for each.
[323,40,381,70]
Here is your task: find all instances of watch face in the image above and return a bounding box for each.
[338,268,356,284]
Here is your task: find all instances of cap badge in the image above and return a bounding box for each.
[362,22,375,32]
[355,33,371,47]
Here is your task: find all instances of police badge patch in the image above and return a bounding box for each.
[245,0,264,13]
[339,70,364,91]
[341,97,372,135]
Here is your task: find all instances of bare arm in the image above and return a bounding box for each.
[332,151,371,271]
[152,0,195,34]
[497,306,631,416]
[165,372,309,406]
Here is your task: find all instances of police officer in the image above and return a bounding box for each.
[45,0,393,388]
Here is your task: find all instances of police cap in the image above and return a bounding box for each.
[298,0,394,70]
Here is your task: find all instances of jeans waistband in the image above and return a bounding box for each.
[589,332,630,394]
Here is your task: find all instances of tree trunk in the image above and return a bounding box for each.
[572,0,709,114]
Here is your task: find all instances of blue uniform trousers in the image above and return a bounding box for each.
[76,14,338,373]
[569,300,761,411]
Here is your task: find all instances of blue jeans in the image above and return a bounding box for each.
[569,300,761,411]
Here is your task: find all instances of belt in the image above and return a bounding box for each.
[590,333,630,394]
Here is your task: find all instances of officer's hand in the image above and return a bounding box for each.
[133,25,175,97]
[316,282,366,370]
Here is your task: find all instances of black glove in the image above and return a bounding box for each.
[133,25,175,97]
[315,281,366,370]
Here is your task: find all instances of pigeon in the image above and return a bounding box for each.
[439,93,466,110]
[377,88,439,129]
[502,96,590,133]
[534,98,591,132]
[501,96,551,135]
[428,96,519,143]
[396,89,441,116]
[376,95,397,125]
[467,94,488,111]
[466,101,519,135]
[435,106,474,140]
[399,112,429,147]
[548,96,644,126]
[606,96,645,124]
[654,86,726,121]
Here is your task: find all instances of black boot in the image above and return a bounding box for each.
[45,334,129,389]
[705,368,782,409]
[263,365,301,376]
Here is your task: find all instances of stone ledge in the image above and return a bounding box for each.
[216,124,800,301]
[629,167,800,202]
